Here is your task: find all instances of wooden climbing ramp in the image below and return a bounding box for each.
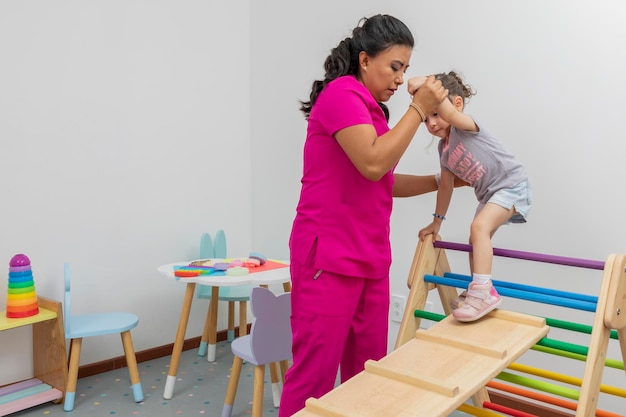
[293,309,548,417]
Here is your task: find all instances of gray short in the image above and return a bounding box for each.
[476,180,532,224]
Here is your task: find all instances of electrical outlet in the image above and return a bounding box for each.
[390,294,406,323]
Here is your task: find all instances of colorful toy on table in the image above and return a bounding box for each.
[6,253,39,318]
[248,252,267,265]
[213,262,230,271]
[226,266,249,276]
[175,253,272,278]
[244,258,261,268]
[174,265,215,278]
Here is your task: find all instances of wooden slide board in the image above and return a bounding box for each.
[293,309,549,417]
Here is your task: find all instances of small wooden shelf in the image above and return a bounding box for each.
[0,296,67,416]
[0,307,57,331]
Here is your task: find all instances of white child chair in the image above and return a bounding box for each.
[63,262,143,411]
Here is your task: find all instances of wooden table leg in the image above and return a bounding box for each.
[198,288,213,357]
[163,282,196,399]
[206,286,219,362]
[239,300,247,337]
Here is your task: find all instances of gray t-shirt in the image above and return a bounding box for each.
[438,117,528,204]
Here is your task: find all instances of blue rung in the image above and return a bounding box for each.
[424,275,597,312]
[444,272,598,304]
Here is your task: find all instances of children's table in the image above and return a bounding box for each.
[157,259,291,399]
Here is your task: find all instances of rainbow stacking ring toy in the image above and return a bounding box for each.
[6,254,39,318]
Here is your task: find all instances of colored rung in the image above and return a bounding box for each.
[424,275,597,312]
[457,403,506,417]
[444,272,598,304]
[0,383,52,405]
[536,337,589,356]
[414,309,445,321]
[0,388,62,417]
[531,344,624,370]
[544,316,619,339]
[433,240,605,270]
[487,381,624,417]
[496,371,580,400]
[413,308,619,342]
[413,310,624,370]
[0,379,42,397]
[482,401,536,417]
[508,362,626,398]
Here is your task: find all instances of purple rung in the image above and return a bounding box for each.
[433,241,605,270]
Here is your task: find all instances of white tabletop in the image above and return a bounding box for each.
[157,259,290,287]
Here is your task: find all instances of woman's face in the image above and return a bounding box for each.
[359,45,412,103]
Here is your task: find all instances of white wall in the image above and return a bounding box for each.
[1,0,625,412]
[251,0,626,413]
[0,0,251,383]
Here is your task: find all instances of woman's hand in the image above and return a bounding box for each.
[411,75,448,115]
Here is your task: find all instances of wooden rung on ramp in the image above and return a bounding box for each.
[293,310,548,417]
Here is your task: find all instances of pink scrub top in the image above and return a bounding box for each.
[289,75,394,279]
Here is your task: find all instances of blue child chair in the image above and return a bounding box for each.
[221,287,292,417]
[197,230,253,361]
[63,263,144,411]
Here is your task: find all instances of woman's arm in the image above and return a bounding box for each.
[335,76,447,181]
[393,172,469,197]
[392,174,438,197]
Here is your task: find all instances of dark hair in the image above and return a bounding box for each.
[300,14,414,118]
[434,71,476,104]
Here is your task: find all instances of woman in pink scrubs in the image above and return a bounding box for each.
[279,14,448,417]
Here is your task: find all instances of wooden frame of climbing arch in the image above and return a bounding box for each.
[290,235,625,417]
[395,236,626,417]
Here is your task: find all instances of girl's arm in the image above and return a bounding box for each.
[418,169,454,241]
[407,76,428,95]
[437,96,478,132]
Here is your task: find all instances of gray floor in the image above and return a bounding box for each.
[11,340,469,417]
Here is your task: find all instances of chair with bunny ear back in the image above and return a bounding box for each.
[221,286,292,417]
[63,263,143,411]
[196,230,253,361]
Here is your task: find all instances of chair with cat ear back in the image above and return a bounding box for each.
[221,286,292,417]
[63,262,143,411]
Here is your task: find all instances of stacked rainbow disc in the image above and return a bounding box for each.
[6,254,39,318]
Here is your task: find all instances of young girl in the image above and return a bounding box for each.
[409,71,531,322]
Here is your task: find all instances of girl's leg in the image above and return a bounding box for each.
[453,204,513,309]
[470,202,515,274]
[453,203,515,322]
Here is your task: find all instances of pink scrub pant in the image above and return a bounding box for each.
[278,256,390,417]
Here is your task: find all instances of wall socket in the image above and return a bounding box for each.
[390,294,406,323]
